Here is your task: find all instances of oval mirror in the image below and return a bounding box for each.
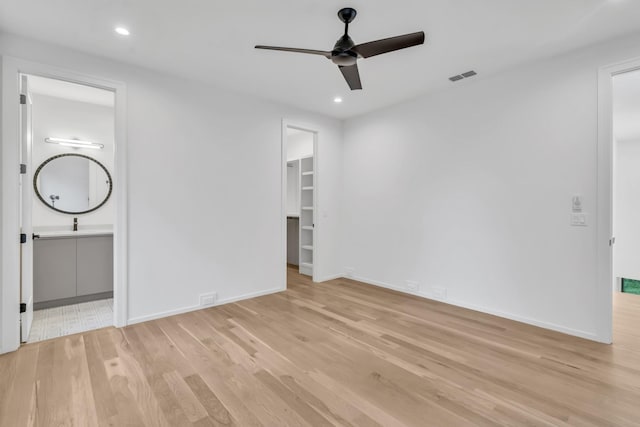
[33,154,113,215]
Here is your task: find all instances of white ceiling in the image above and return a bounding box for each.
[27,75,114,107]
[614,69,640,143]
[1,0,640,119]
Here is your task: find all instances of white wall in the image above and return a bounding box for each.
[342,32,640,342]
[31,93,115,228]
[285,128,313,216]
[286,129,314,161]
[0,32,343,342]
[614,139,640,282]
[286,160,300,216]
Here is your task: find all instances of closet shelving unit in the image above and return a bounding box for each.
[299,155,314,276]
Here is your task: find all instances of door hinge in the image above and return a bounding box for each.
[20,303,26,313]
[20,233,27,244]
[609,237,616,246]
[20,163,27,174]
[19,94,26,105]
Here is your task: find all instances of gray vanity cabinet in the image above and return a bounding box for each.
[34,235,113,308]
[77,236,114,295]
[33,238,77,303]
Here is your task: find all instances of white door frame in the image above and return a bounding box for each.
[596,56,640,345]
[1,56,128,354]
[281,120,319,287]
[19,74,34,342]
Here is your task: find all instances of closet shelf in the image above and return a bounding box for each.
[299,155,314,278]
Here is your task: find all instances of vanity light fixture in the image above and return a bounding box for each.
[114,27,130,36]
[334,97,343,103]
[45,137,104,150]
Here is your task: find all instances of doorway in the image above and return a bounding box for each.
[597,57,640,344]
[20,74,116,343]
[1,58,127,354]
[612,69,640,297]
[283,124,317,285]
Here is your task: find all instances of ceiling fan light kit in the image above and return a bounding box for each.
[255,7,426,90]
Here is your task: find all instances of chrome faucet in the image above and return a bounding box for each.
[73,217,78,232]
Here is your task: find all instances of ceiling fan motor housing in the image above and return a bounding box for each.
[332,35,358,66]
[331,50,358,66]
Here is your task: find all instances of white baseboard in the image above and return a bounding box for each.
[444,297,600,342]
[127,286,285,325]
[349,275,419,294]
[316,272,345,282]
[349,275,602,343]
[125,273,604,343]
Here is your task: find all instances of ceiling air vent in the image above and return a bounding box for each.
[449,70,477,82]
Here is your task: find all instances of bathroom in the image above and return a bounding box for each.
[21,75,115,342]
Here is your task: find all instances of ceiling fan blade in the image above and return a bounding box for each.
[353,31,425,59]
[255,45,331,58]
[339,64,362,90]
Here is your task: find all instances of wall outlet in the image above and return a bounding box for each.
[406,280,419,292]
[432,287,447,300]
[200,292,217,306]
[344,267,355,278]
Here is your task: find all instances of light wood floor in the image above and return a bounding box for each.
[2,266,640,426]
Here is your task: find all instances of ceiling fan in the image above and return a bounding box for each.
[255,8,425,90]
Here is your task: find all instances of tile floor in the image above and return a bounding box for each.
[27,298,113,343]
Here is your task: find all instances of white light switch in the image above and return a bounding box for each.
[570,213,588,226]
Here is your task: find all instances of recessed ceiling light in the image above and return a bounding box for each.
[114,27,130,36]
[334,97,343,103]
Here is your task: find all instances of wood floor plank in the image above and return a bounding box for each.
[34,339,70,426]
[121,326,193,427]
[0,344,38,426]
[84,332,118,426]
[3,266,640,426]
[107,328,172,427]
[183,374,234,426]
[162,370,210,423]
[0,350,19,417]
[66,335,100,426]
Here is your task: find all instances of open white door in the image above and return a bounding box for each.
[19,74,34,343]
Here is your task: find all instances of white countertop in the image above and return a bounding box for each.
[34,225,113,238]
[36,230,113,238]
